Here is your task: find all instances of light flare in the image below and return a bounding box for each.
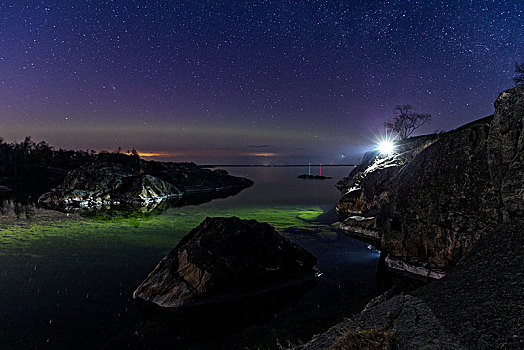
[377,139,395,155]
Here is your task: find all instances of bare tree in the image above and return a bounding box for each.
[384,104,431,140]
[514,62,524,85]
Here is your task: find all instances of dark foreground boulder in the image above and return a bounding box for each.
[133,216,318,308]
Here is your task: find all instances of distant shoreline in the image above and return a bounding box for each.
[200,164,357,168]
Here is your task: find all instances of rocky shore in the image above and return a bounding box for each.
[300,220,523,349]
[0,142,254,211]
[37,153,253,211]
[301,85,523,349]
[337,84,524,276]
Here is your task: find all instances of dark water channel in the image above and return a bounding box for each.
[0,166,382,349]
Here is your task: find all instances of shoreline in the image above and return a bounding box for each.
[200,164,358,168]
[300,219,523,349]
[302,85,524,349]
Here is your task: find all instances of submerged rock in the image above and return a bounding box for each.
[336,84,524,274]
[133,216,318,308]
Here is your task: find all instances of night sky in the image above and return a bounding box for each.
[1,1,523,164]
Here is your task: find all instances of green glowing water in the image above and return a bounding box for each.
[0,166,381,350]
[0,203,325,255]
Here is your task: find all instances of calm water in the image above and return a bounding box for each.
[0,166,381,349]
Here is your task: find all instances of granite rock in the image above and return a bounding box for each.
[337,85,524,272]
[133,216,318,308]
[38,155,253,211]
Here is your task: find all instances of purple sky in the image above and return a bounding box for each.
[1,1,523,164]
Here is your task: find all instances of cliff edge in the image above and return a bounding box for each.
[337,85,524,276]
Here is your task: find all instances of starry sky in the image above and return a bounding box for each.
[1,1,523,164]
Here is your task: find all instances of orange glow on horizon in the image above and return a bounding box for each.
[137,150,282,158]
[137,152,166,157]
[247,152,279,157]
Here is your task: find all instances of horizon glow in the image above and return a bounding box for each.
[0,1,522,164]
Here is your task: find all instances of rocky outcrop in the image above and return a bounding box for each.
[39,163,182,209]
[301,219,524,350]
[488,88,524,218]
[337,134,438,219]
[133,216,318,308]
[38,155,253,211]
[337,85,524,274]
[303,294,464,350]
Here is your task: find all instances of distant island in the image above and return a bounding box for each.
[202,164,356,168]
[0,139,253,211]
[297,174,332,179]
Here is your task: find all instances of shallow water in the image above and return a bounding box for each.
[0,166,381,349]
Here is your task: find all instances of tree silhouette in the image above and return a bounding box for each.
[514,62,524,85]
[384,105,431,140]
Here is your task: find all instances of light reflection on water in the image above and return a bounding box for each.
[0,166,381,349]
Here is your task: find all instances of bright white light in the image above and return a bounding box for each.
[377,139,395,155]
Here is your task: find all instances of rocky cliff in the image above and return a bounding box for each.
[337,85,524,276]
